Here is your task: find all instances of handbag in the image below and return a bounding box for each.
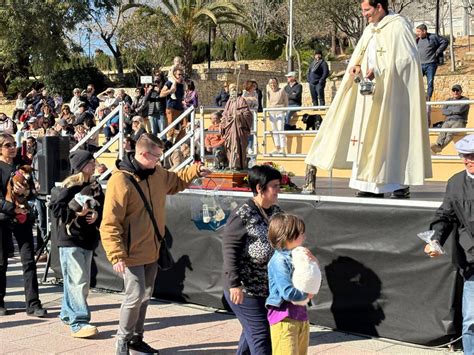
[126,175,175,271]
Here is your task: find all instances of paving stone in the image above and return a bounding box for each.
[0,258,463,355]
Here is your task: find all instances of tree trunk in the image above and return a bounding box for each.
[182,38,194,79]
[331,24,337,55]
[101,34,125,84]
[114,46,125,85]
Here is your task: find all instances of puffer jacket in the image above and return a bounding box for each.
[100,152,200,267]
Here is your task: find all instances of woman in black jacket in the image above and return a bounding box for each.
[0,133,46,317]
[222,165,282,354]
[49,149,104,338]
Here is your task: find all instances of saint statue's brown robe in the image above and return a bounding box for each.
[221,96,253,170]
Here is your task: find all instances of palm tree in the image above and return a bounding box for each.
[144,0,251,76]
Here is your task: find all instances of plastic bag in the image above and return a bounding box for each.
[191,180,237,232]
[417,230,445,255]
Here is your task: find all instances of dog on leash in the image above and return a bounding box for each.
[302,114,323,131]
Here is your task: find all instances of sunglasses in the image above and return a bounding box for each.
[146,150,162,160]
[3,142,16,148]
[452,89,460,92]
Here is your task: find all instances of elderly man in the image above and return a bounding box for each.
[305,0,432,199]
[425,134,474,354]
[100,133,209,354]
[431,84,470,154]
[283,71,303,127]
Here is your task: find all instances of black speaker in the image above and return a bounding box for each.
[36,136,71,195]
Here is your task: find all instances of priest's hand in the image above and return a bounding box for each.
[365,69,375,81]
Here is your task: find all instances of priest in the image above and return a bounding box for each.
[305,0,432,198]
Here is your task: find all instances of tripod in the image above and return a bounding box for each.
[34,195,52,283]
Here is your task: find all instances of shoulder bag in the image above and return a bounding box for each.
[126,174,175,271]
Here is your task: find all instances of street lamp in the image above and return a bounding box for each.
[288,0,294,72]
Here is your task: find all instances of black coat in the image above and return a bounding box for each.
[49,182,104,250]
[431,170,474,279]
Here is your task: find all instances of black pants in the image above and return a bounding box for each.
[0,221,41,311]
[309,81,326,106]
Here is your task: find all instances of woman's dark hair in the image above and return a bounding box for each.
[187,80,195,91]
[136,87,145,96]
[248,165,282,196]
[364,0,388,12]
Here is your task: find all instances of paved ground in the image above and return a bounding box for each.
[0,257,461,354]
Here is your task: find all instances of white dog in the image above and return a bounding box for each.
[291,246,322,305]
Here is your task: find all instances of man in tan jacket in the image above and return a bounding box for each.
[100,133,208,355]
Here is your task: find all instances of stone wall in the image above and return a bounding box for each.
[432,74,474,101]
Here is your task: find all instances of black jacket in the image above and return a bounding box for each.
[49,181,104,250]
[145,88,166,115]
[215,89,230,107]
[284,82,303,106]
[222,199,282,297]
[431,170,474,279]
[307,59,329,85]
[0,161,16,219]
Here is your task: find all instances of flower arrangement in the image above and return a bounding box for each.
[261,162,301,193]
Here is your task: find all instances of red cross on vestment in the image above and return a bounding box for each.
[350,136,358,146]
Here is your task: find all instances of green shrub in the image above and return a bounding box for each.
[193,41,209,64]
[236,34,285,60]
[5,77,35,99]
[43,65,109,101]
[94,52,114,72]
[212,38,235,61]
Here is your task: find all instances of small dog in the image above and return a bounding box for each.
[291,246,322,305]
[6,165,35,224]
[66,181,101,235]
[302,114,323,131]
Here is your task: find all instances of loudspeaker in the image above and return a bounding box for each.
[36,136,71,195]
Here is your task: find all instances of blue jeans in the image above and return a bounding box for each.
[59,247,93,333]
[285,105,299,126]
[421,63,438,100]
[463,274,474,354]
[224,291,271,355]
[149,113,166,136]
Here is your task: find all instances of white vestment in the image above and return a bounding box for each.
[305,13,432,192]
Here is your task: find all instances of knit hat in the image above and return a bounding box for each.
[69,149,94,174]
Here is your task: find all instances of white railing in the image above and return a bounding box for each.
[158,106,196,171]
[198,106,258,163]
[262,100,474,160]
[71,103,124,180]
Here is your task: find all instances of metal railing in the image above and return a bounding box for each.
[262,100,474,161]
[71,103,124,180]
[158,106,196,171]
[198,106,258,163]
